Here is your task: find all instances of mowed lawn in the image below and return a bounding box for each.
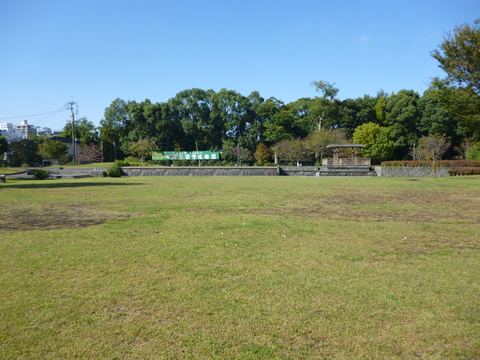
[0,175,479,359]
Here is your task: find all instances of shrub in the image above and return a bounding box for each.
[147,160,169,166]
[33,169,51,180]
[448,168,480,176]
[105,166,121,177]
[113,160,126,167]
[381,160,480,168]
[114,157,145,167]
[124,156,140,163]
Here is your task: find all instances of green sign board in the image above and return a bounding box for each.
[152,151,220,161]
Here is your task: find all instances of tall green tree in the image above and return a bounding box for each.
[211,89,253,149]
[7,139,41,166]
[385,90,421,159]
[123,99,160,145]
[61,117,99,145]
[246,91,267,146]
[308,80,340,130]
[353,123,395,164]
[263,102,296,143]
[374,96,388,126]
[340,95,378,137]
[250,96,282,145]
[431,18,480,137]
[418,90,464,157]
[146,101,185,152]
[169,89,215,151]
[100,98,128,161]
[39,139,69,163]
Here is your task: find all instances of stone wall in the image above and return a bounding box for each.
[375,166,450,177]
[28,167,108,178]
[280,166,377,176]
[19,165,455,178]
[279,166,319,176]
[120,166,280,177]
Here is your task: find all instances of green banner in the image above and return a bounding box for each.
[152,151,220,161]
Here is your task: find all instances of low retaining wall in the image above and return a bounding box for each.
[375,166,450,177]
[16,165,458,178]
[120,166,280,177]
[280,166,377,176]
[46,167,108,177]
[23,167,108,178]
[279,166,319,176]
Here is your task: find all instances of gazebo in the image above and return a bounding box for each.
[322,144,371,166]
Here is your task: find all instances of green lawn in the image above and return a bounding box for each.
[0,168,28,175]
[1,176,479,359]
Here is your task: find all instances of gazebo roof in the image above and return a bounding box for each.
[326,143,365,149]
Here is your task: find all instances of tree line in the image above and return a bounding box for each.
[91,85,474,165]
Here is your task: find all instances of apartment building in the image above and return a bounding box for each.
[13,120,37,139]
[0,122,24,142]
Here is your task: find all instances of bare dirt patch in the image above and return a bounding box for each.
[0,204,129,231]
[229,189,480,225]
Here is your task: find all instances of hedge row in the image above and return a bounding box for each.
[447,168,480,176]
[381,160,480,168]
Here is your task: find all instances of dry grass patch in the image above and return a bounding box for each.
[0,203,130,231]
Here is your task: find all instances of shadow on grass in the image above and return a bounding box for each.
[1,181,144,189]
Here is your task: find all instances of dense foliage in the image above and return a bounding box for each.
[431,19,480,137]
[39,139,69,163]
[94,83,474,165]
[7,139,41,167]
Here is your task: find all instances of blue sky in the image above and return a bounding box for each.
[0,0,478,132]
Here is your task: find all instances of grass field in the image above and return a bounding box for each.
[1,175,479,359]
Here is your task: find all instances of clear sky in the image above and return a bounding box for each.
[0,0,478,132]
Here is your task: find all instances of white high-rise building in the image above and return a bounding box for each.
[0,122,24,142]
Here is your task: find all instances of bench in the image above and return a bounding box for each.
[0,174,5,183]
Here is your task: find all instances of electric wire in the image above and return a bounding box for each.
[0,108,66,120]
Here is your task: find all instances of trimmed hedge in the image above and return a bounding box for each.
[448,168,480,176]
[381,160,480,168]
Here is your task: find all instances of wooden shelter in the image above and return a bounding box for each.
[322,143,371,166]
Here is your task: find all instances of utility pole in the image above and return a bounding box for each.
[65,99,78,163]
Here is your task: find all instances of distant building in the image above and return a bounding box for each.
[13,120,37,139]
[0,122,24,142]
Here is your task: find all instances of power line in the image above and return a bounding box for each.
[0,108,65,120]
